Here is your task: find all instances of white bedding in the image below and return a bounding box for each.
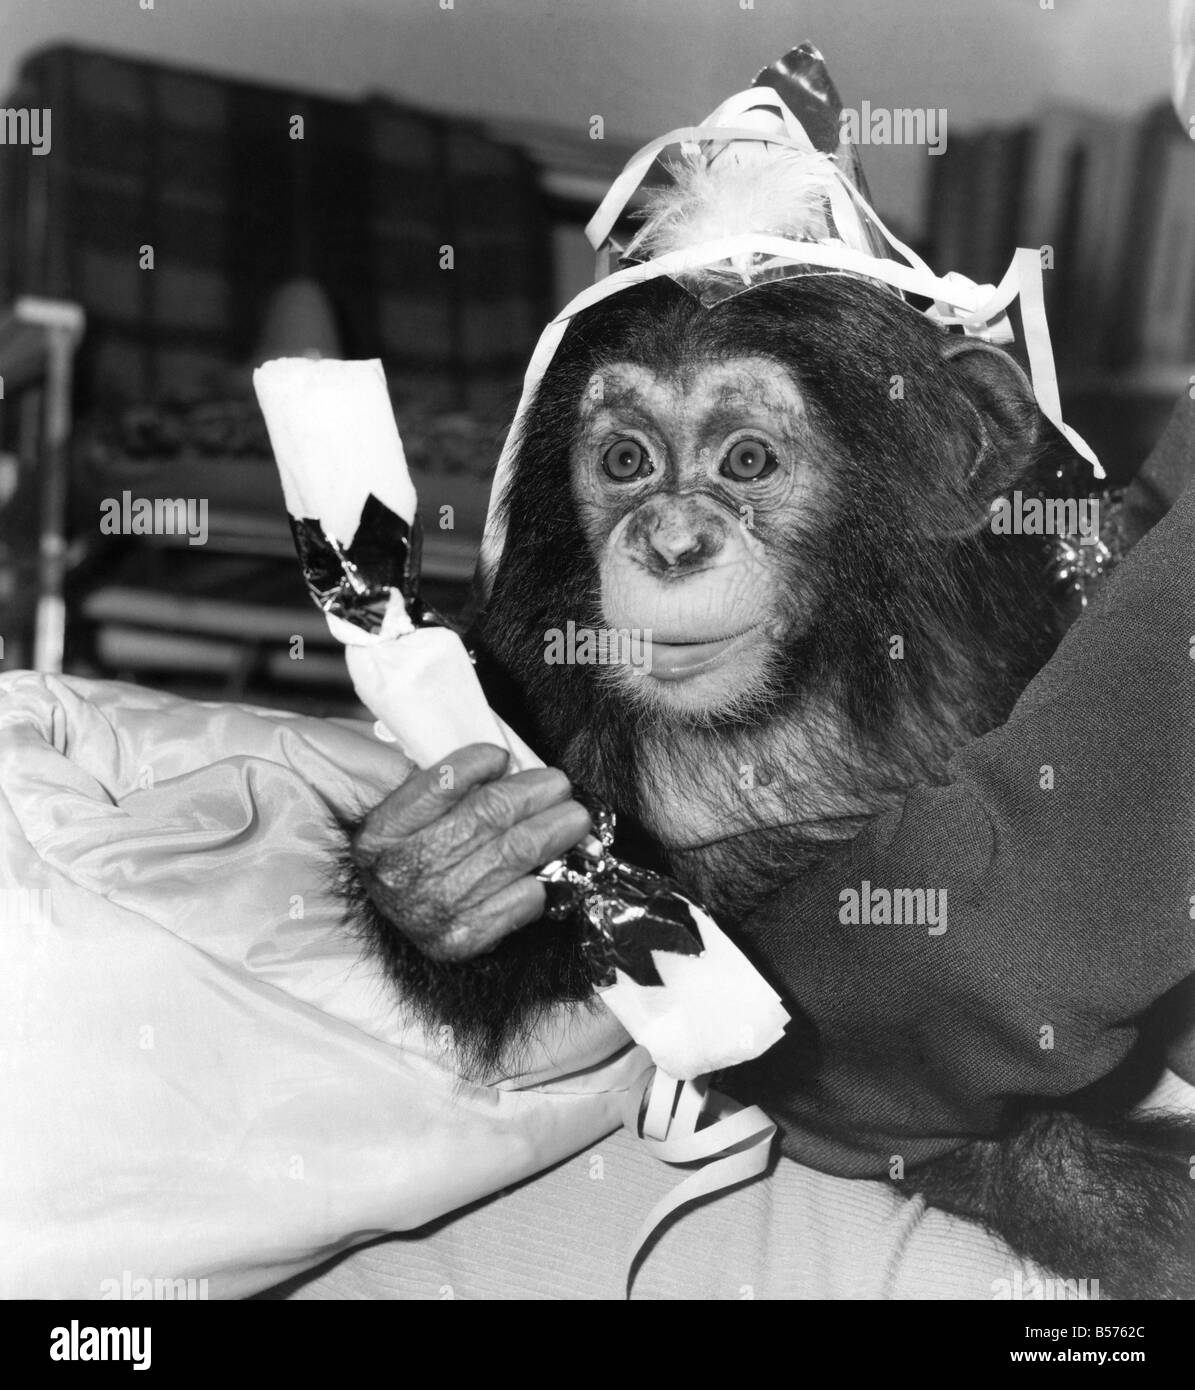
[272,1124,1050,1301]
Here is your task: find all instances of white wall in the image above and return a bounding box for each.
[0,0,1175,236]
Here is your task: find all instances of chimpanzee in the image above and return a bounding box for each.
[342,271,1195,1299]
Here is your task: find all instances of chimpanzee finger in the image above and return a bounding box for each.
[421,877,549,962]
[353,743,510,857]
[455,800,593,909]
[418,766,575,865]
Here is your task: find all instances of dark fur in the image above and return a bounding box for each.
[333,835,596,1079]
[905,1108,1195,1300]
[345,275,1195,1296]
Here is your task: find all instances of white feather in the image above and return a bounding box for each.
[627,147,843,266]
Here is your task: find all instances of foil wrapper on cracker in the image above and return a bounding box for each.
[252,356,788,1081]
[542,812,789,1079]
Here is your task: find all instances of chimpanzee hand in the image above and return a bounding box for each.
[350,743,592,963]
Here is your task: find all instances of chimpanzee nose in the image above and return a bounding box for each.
[652,521,706,566]
[629,497,724,573]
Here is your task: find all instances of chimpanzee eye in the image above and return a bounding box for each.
[721,438,778,481]
[602,438,651,481]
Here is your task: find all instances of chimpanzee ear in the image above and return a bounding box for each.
[921,336,1042,538]
[939,336,1041,493]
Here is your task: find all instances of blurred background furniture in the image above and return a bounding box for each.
[925,100,1195,469]
[0,45,630,714]
[0,42,1191,715]
[0,296,85,673]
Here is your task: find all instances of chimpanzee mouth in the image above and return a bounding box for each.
[647,626,762,680]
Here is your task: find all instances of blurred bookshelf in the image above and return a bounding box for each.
[0,44,554,714]
[926,100,1195,483]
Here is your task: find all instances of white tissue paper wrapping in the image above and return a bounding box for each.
[601,919,789,1080]
[255,356,417,543]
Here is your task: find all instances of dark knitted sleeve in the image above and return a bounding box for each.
[723,414,1195,1178]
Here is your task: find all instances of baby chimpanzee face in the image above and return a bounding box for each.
[570,356,825,718]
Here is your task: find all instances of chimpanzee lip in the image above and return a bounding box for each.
[647,625,761,680]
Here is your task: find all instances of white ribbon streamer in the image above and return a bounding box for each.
[621,1067,778,1297]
